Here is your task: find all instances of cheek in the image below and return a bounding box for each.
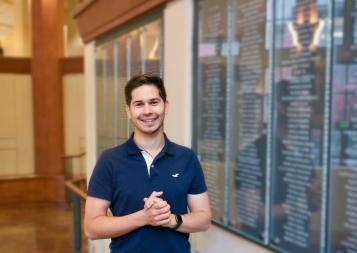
[130,108,141,117]
[125,107,132,119]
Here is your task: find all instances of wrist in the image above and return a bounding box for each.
[171,214,183,230]
[169,214,176,228]
[138,209,149,226]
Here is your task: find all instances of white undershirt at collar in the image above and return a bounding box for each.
[141,150,154,175]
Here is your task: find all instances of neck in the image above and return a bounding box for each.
[133,128,165,154]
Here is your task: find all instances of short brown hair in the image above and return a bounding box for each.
[125,73,167,105]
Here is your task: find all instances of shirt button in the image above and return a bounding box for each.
[151,164,154,168]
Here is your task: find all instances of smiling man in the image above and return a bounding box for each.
[84,73,211,253]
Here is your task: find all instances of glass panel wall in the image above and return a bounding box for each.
[194,0,355,252]
[95,18,163,156]
[270,1,329,252]
[116,36,129,145]
[328,1,357,252]
[194,0,272,243]
[194,0,228,224]
[229,0,269,242]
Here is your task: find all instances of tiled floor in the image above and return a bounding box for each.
[0,202,87,253]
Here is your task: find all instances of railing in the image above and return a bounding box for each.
[63,152,86,179]
[65,177,87,253]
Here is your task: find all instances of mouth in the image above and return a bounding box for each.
[139,117,158,126]
[142,118,156,122]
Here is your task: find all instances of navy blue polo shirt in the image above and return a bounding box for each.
[88,134,207,253]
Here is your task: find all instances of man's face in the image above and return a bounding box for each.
[126,84,168,136]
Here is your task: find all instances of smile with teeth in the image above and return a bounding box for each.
[140,117,158,125]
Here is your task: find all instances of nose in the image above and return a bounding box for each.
[143,103,152,114]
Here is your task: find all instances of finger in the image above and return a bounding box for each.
[156,216,171,226]
[145,200,154,209]
[149,191,163,198]
[147,205,170,217]
[146,197,164,209]
[144,198,156,209]
[154,212,171,222]
[155,207,171,217]
[154,202,170,212]
[154,207,170,217]
[146,191,163,204]
[145,191,164,210]
[152,199,164,208]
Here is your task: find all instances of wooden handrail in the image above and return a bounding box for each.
[65,177,114,216]
[65,177,87,200]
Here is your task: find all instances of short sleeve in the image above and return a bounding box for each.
[87,152,114,201]
[188,153,207,194]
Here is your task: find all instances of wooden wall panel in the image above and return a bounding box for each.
[60,57,84,74]
[74,0,170,42]
[0,57,83,75]
[0,58,31,74]
[31,0,64,175]
[0,176,65,203]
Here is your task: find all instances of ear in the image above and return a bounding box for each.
[164,100,169,115]
[125,105,131,119]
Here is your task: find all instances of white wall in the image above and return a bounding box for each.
[0,74,34,176]
[84,42,96,183]
[63,74,86,176]
[164,0,193,147]
[163,0,273,252]
[84,41,111,253]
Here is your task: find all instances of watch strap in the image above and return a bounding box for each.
[172,214,182,230]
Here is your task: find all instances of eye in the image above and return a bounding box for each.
[134,102,143,107]
[150,100,159,105]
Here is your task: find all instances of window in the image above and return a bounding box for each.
[95,17,163,156]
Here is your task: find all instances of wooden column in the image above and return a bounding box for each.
[32,0,64,175]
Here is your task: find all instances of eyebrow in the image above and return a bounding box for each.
[132,98,160,104]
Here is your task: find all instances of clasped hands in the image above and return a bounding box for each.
[143,191,174,228]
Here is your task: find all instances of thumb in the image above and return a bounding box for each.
[144,197,154,209]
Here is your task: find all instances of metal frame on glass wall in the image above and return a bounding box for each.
[265,0,275,246]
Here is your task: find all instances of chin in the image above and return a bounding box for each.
[143,128,161,135]
[137,125,163,135]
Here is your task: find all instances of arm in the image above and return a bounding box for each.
[164,192,211,233]
[84,196,146,239]
[84,192,171,240]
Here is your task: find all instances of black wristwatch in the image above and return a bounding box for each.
[172,214,182,230]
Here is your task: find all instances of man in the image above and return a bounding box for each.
[84,73,211,253]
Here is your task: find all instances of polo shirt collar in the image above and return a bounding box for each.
[125,133,175,156]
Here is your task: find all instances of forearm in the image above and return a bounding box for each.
[175,211,211,233]
[85,210,146,239]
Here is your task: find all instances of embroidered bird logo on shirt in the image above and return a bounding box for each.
[172,173,180,178]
